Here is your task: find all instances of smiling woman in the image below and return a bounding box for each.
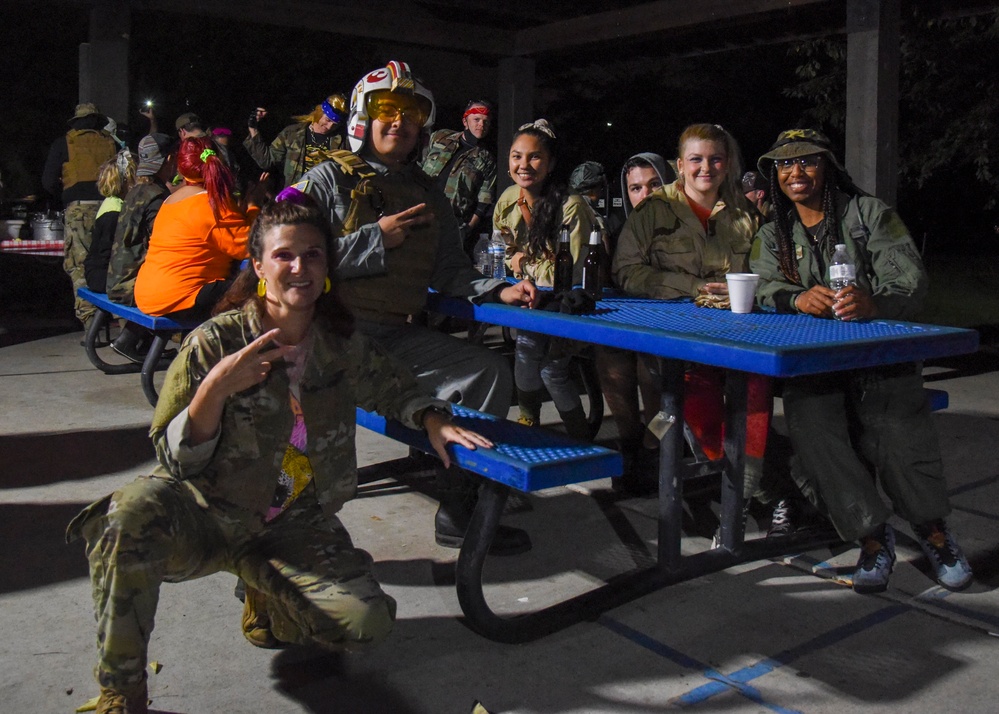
[67,193,496,712]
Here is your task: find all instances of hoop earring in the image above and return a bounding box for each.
[323,277,332,294]
[257,278,267,297]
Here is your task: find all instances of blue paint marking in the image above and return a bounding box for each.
[600,604,911,710]
[947,473,999,497]
[951,504,999,522]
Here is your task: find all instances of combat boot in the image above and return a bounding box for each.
[241,584,284,649]
[96,680,148,714]
[558,405,592,441]
[434,491,532,556]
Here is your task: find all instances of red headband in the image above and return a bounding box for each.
[463,106,490,120]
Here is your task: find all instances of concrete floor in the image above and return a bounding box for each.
[1,327,998,714]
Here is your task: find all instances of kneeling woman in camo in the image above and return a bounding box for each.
[751,128,973,595]
[68,194,491,714]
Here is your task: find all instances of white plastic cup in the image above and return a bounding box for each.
[725,273,760,314]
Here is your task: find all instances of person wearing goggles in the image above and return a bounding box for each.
[278,62,541,613]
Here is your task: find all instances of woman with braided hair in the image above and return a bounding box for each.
[493,119,604,438]
[750,128,973,594]
[135,136,257,322]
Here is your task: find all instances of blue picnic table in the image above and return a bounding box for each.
[428,293,979,642]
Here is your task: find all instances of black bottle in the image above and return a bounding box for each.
[581,229,602,300]
[553,223,573,293]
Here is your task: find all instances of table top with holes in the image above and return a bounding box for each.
[429,293,979,377]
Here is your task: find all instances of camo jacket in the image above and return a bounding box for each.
[106,179,169,305]
[244,122,345,187]
[421,130,496,226]
[148,300,441,531]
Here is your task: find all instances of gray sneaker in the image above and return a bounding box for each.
[912,520,973,591]
[852,524,896,594]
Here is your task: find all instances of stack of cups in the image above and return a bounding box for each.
[725,273,760,314]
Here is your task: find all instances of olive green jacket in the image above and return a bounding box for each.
[612,180,757,298]
[149,301,441,531]
[750,192,927,320]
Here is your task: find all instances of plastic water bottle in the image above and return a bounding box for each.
[473,233,491,276]
[489,239,506,281]
[829,243,856,320]
[581,229,603,300]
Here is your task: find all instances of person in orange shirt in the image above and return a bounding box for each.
[135,137,256,321]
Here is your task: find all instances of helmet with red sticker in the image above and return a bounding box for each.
[347,60,436,153]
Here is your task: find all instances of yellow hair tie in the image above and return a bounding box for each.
[200,148,216,162]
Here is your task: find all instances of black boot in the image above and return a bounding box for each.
[611,442,658,496]
[110,322,146,363]
[559,405,592,441]
[434,490,532,556]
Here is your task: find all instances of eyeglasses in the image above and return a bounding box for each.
[367,99,428,126]
[777,155,822,174]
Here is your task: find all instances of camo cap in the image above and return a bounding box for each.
[569,161,606,192]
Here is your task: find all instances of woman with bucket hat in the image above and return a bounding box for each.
[750,128,974,594]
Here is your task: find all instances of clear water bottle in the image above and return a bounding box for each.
[473,233,491,276]
[488,240,506,280]
[829,243,856,319]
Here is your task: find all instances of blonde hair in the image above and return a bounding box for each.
[676,123,745,205]
[293,94,347,125]
[97,151,136,199]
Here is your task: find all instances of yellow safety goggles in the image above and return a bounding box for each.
[366,90,431,127]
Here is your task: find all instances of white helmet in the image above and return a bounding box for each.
[347,60,436,153]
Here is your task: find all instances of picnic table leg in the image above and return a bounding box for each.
[83,310,142,375]
[455,479,671,643]
[140,334,170,407]
[718,371,748,554]
[657,358,686,574]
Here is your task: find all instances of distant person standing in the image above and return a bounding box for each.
[244,95,347,187]
[742,170,771,221]
[175,112,207,140]
[42,103,118,329]
[421,100,497,252]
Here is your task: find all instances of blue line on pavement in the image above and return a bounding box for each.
[600,604,910,711]
[948,474,999,497]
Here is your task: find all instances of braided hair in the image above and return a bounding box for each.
[512,120,568,263]
[768,160,850,285]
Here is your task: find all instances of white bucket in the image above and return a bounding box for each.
[1,220,31,240]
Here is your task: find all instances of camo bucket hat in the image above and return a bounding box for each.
[757,128,847,176]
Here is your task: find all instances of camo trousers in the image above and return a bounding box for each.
[63,202,100,327]
[70,475,396,691]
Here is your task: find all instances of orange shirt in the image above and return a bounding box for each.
[135,192,256,315]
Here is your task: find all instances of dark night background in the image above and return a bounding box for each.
[2,3,998,335]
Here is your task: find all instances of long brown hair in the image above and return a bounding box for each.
[214,194,354,338]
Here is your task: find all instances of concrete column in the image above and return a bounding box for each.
[81,0,130,126]
[845,0,900,203]
[496,57,536,193]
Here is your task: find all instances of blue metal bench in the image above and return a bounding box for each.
[77,287,201,406]
[356,404,622,493]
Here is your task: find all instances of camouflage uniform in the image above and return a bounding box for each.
[67,300,441,692]
[751,192,949,540]
[421,129,497,238]
[106,179,169,306]
[243,122,344,188]
[63,201,101,324]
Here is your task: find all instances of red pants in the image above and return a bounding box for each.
[684,366,772,463]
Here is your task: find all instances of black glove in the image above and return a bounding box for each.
[538,288,596,315]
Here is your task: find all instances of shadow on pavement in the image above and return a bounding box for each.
[0,426,154,488]
[0,501,92,593]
